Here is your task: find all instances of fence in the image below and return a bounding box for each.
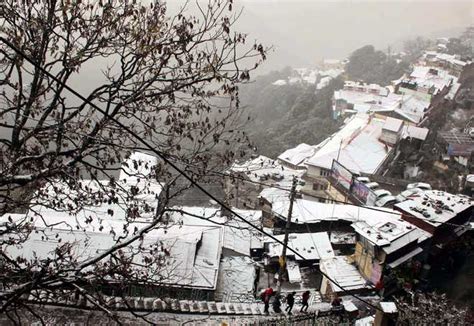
[257,313,317,326]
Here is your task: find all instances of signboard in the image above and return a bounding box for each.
[351,178,378,205]
[448,143,474,157]
[331,160,353,190]
[370,262,383,285]
[351,179,370,204]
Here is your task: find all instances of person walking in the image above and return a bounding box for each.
[261,287,273,315]
[272,294,282,314]
[331,295,344,322]
[300,290,310,313]
[285,292,295,315]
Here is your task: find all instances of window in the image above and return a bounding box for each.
[312,183,328,191]
[319,169,329,177]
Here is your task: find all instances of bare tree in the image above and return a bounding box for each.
[395,292,470,325]
[0,0,267,321]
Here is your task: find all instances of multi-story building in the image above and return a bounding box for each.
[394,190,473,245]
[302,114,395,203]
[352,211,431,287]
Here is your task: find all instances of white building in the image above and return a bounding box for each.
[277,143,317,170]
[225,155,304,211]
[302,114,394,202]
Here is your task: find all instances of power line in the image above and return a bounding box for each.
[0,36,383,311]
[169,158,471,229]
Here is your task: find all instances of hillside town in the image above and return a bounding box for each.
[1,17,473,326]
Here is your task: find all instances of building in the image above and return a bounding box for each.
[380,117,404,146]
[319,256,372,297]
[1,152,245,300]
[352,210,431,287]
[225,155,304,210]
[277,143,317,170]
[166,206,264,258]
[394,190,473,245]
[394,65,455,100]
[2,213,224,299]
[302,114,394,202]
[263,232,335,284]
[421,51,471,77]
[332,81,431,125]
[272,67,343,87]
[332,81,391,119]
[437,130,474,166]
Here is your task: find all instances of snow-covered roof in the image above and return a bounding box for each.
[29,151,163,225]
[216,256,256,299]
[167,206,264,256]
[404,66,455,94]
[270,198,431,252]
[396,94,430,124]
[305,114,392,174]
[334,89,397,109]
[355,316,375,326]
[319,68,344,79]
[32,180,162,226]
[287,260,302,283]
[1,222,223,290]
[278,143,316,167]
[320,256,371,292]
[330,232,356,245]
[266,232,335,261]
[230,155,304,189]
[352,212,430,250]
[445,81,461,100]
[272,67,342,87]
[395,190,473,228]
[259,187,290,207]
[422,51,470,67]
[379,302,398,313]
[272,198,399,225]
[382,117,403,133]
[402,125,429,141]
[335,82,430,124]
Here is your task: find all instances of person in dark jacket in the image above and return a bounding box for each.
[300,290,310,312]
[272,294,282,313]
[285,292,295,315]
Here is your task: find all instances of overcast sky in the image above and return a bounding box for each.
[168,0,473,73]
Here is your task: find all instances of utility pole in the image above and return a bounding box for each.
[277,176,297,292]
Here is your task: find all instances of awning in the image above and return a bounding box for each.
[388,247,423,268]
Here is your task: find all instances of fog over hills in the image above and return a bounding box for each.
[169,0,473,74]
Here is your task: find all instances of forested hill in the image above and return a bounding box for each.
[345,45,410,86]
[238,44,413,158]
[238,71,344,158]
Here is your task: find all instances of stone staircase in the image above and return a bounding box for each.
[24,290,270,316]
[23,289,329,318]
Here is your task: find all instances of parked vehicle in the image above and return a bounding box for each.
[375,195,397,207]
[366,182,380,190]
[373,189,392,199]
[407,182,432,191]
[396,188,424,202]
[356,176,370,184]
